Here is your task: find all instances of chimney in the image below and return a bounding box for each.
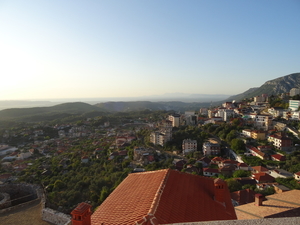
[214,178,226,204]
[71,202,92,225]
[255,193,263,206]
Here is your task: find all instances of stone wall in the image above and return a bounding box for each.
[0,183,40,205]
[42,208,71,225]
[0,192,11,209]
[0,183,71,225]
[0,183,41,213]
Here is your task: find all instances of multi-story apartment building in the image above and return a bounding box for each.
[268,107,284,117]
[199,108,208,116]
[203,141,220,156]
[182,139,197,155]
[242,129,266,140]
[150,120,172,146]
[289,100,300,111]
[168,114,181,127]
[255,114,272,130]
[215,108,235,121]
[251,130,266,140]
[268,133,293,151]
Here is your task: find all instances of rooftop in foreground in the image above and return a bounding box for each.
[91,169,236,225]
[235,190,300,220]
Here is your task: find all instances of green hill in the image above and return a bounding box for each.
[0,102,105,121]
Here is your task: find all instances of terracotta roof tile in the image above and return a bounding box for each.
[251,166,269,173]
[91,169,236,224]
[252,172,275,183]
[235,190,300,219]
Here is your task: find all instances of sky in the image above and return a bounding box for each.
[0,0,300,101]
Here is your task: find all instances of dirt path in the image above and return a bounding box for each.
[0,201,53,225]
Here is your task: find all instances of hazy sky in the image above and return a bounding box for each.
[1,0,299,100]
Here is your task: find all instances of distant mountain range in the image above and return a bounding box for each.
[226,72,300,101]
[0,72,299,122]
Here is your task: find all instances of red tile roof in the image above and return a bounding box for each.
[252,172,275,183]
[91,169,236,225]
[251,166,269,173]
[271,154,286,161]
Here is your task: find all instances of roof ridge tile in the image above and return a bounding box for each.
[148,169,170,216]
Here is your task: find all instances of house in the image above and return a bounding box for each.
[81,156,89,163]
[197,157,211,168]
[251,166,269,174]
[219,159,239,168]
[251,130,266,140]
[184,165,201,174]
[211,157,224,165]
[271,153,286,161]
[235,190,300,219]
[256,182,277,190]
[133,147,153,161]
[182,139,197,155]
[294,171,300,181]
[252,172,275,183]
[90,169,237,224]
[273,184,290,194]
[268,132,293,151]
[231,189,256,206]
[203,168,220,177]
[247,146,269,160]
[269,169,293,179]
[172,159,186,171]
[242,129,252,138]
[219,165,236,176]
[203,141,221,156]
[237,162,250,171]
[257,145,272,152]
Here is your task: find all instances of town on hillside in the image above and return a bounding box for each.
[1,89,300,224]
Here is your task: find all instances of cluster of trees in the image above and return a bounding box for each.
[203,122,246,154]
[18,138,132,213]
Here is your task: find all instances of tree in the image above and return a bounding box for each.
[226,178,242,192]
[53,180,65,190]
[233,170,251,178]
[242,184,256,190]
[99,186,109,203]
[231,139,245,154]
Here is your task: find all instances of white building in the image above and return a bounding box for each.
[289,100,300,111]
[242,129,252,138]
[255,114,272,130]
[168,114,181,127]
[150,120,172,146]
